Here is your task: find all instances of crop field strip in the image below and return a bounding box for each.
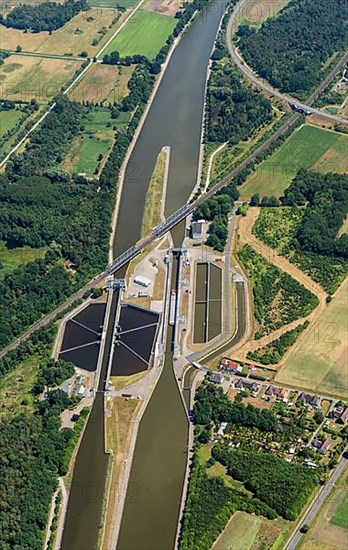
[102,9,177,59]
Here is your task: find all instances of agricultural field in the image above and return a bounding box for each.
[143,0,184,17]
[102,9,176,59]
[240,125,348,199]
[0,8,121,57]
[300,469,348,550]
[238,244,319,339]
[253,207,348,294]
[89,0,137,6]
[0,108,23,137]
[0,240,46,280]
[212,511,290,550]
[0,55,81,102]
[70,63,134,104]
[63,108,130,175]
[276,277,348,398]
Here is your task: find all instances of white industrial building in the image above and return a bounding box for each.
[134,275,152,287]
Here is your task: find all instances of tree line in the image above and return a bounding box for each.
[247,321,309,365]
[0,0,88,32]
[237,0,347,97]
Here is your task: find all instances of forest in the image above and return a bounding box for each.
[280,170,348,260]
[193,381,278,432]
[206,63,273,143]
[0,0,88,32]
[238,245,318,338]
[237,0,346,96]
[212,446,319,520]
[247,321,309,365]
[0,389,83,549]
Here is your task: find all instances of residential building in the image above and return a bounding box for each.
[235,378,259,393]
[297,392,319,407]
[209,373,223,384]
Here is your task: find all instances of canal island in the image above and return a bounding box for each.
[0,0,348,549]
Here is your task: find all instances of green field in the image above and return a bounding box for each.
[0,241,46,280]
[0,109,23,138]
[331,492,348,529]
[103,9,177,59]
[89,0,136,5]
[240,125,348,198]
[64,108,131,175]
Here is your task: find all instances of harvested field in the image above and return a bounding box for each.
[241,0,291,25]
[143,0,184,17]
[300,469,348,550]
[0,55,81,102]
[276,278,348,398]
[0,8,121,57]
[69,63,134,103]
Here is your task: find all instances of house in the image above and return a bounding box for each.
[247,364,256,372]
[220,358,242,372]
[319,438,332,455]
[265,385,289,401]
[235,378,259,393]
[338,408,348,424]
[297,392,319,407]
[333,404,345,419]
[209,373,223,384]
[191,220,205,240]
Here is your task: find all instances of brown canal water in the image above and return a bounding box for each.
[61,1,228,548]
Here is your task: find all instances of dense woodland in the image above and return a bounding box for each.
[206,63,273,143]
[0,0,88,32]
[212,446,318,520]
[281,170,348,260]
[237,0,347,96]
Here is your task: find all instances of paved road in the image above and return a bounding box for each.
[226,0,348,126]
[285,454,348,550]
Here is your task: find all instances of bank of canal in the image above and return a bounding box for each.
[61,1,229,548]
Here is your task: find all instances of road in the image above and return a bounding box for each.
[226,0,348,126]
[285,454,348,550]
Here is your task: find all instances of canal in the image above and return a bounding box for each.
[61,1,228,548]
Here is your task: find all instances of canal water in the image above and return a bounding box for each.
[194,262,222,343]
[61,1,228,548]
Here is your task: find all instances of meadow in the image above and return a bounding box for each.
[70,64,134,103]
[0,108,23,137]
[240,125,348,199]
[212,511,290,550]
[0,240,46,280]
[0,55,81,103]
[276,277,348,398]
[102,9,176,59]
[63,108,130,175]
[1,8,121,57]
